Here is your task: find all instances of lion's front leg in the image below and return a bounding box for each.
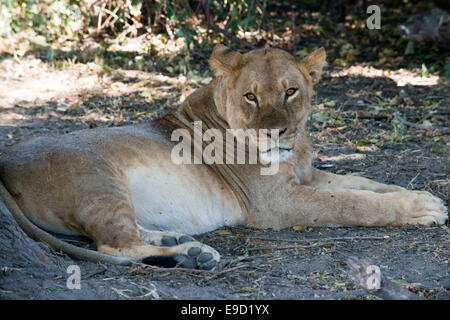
[250,179,448,229]
[300,169,448,226]
[307,168,405,193]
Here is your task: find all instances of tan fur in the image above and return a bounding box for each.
[0,45,447,268]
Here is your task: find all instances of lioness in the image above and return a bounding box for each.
[0,45,447,270]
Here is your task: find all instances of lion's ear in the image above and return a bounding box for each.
[300,47,327,84]
[209,44,242,75]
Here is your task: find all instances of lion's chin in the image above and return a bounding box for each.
[259,148,293,164]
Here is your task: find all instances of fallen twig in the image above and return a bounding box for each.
[131,262,249,280]
[248,242,331,252]
[111,287,132,298]
[346,256,423,300]
[394,112,449,132]
[204,263,249,280]
[229,253,278,264]
[407,172,421,189]
[249,235,390,243]
[133,263,212,275]
[83,267,108,279]
[128,281,160,299]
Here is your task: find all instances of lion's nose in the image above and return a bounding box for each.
[266,128,287,138]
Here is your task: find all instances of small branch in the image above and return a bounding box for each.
[84,267,107,279]
[249,235,390,244]
[346,256,423,300]
[204,264,249,280]
[100,6,120,31]
[133,263,212,274]
[248,242,330,252]
[131,262,249,280]
[97,2,106,31]
[226,253,279,265]
[112,287,131,298]
[394,112,449,132]
[407,172,421,189]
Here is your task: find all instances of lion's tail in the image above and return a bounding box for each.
[0,178,139,265]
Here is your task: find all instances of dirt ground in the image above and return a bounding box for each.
[0,51,448,300]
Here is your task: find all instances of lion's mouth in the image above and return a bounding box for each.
[259,146,293,164]
[264,146,292,152]
[261,145,293,153]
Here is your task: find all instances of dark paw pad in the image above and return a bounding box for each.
[142,243,218,271]
[197,252,213,263]
[200,260,217,270]
[187,247,201,256]
[172,252,217,270]
[179,235,195,244]
[173,255,197,269]
[161,236,178,247]
[182,247,218,270]
[161,235,196,247]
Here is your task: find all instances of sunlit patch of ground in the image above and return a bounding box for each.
[106,34,186,57]
[0,55,211,132]
[0,57,104,110]
[330,64,441,86]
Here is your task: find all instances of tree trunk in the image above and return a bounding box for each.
[0,199,55,268]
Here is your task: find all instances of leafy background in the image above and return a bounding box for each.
[1,0,449,78]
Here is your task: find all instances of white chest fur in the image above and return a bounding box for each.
[126,163,243,235]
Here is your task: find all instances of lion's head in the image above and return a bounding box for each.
[209,44,326,163]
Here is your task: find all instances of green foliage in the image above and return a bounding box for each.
[1,0,84,55]
[390,116,407,143]
[213,0,263,33]
[443,64,450,81]
[1,0,264,56]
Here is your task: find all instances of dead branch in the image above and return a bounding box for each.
[249,235,390,243]
[247,242,331,252]
[394,112,449,132]
[346,256,423,300]
[133,263,212,274]
[204,263,249,280]
[226,253,278,266]
[97,2,106,31]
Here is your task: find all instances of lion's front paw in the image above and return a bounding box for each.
[397,191,448,226]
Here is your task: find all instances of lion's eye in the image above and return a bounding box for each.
[244,93,258,103]
[285,88,297,97]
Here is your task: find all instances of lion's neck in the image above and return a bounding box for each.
[152,83,226,142]
[154,83,252,214]
[176,82,227,132]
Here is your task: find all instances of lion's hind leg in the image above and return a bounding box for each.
[94,222,220,270]
[98,239,220,270]
[75,185,220,271]
[92,222,220,270]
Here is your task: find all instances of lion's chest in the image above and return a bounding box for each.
[126,163,243,235]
